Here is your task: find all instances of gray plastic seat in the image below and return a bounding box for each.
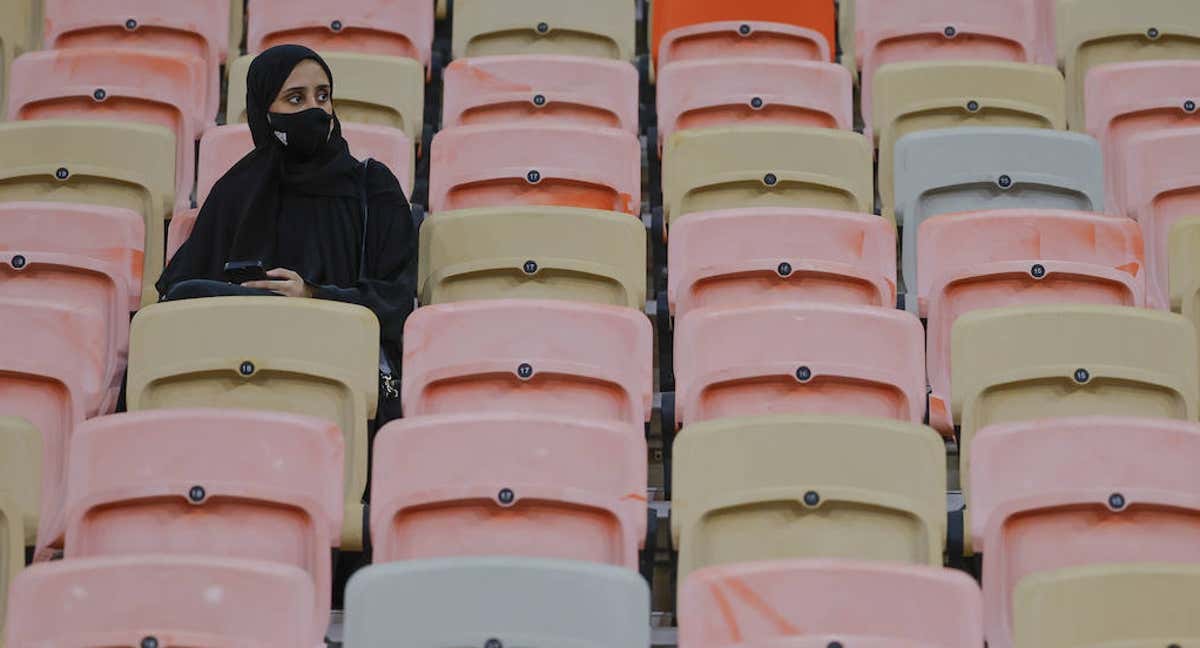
[343,557,651,648]
[894,127,1105,307]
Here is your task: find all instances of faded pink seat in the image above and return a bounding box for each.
[371,413,646,567]
[1085,61,1200,218]
[969,416,1200,648]
[659,21,832,71]
[43,0,227,125]
[4,555,318,647]
[857,0,1039,139]
[401,300,653,426]
[1031,0,1057,65]
[656,59,853,152]
[920,209,1146,432]
[248,0,434,68]
[61,410,343,639]
[674,303,926,428]
[678,559,983,648]
[429,124,641,215]
[667,208,895,320]
[442,55,639,133]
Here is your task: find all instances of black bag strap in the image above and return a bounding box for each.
[357,158,372,281]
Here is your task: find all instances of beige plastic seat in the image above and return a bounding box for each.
[1058,0,1200,130]
[840,0,856,80]
[662,126,873,226]
[0,0,36,116]
[1014,563,1200,648]
[452,0,635,61]
[228,51,425,144]
[873,61,1066,222]
[125,297,379,550]
[671,414,947,586]
[0,417,39,548]
[419,207,646,308]
[0,120,175,307]
[1171,218,1200,371]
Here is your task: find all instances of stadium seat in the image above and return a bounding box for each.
[0,0,35,117]
[662,126,873,226]
[1171,218,1200,357]
[921,210,1146,433]
[418,206,646,308]
[0,417,38,547]
[656,59,853,152]
[678,560,983,648]
[0,488,20,641]
[4,555,319,647]
[401,301,653,425]
[1122,127,1200,310]
[452,0,636,61]
[228,51,425,145]
[428,124,641,215]
[874,61,1066,222]
[247,0,435,69]
[42,0,228,125]
[0,120,175,307]
[672,415,946,585]
[228,0,242,62]
[343,557,651,647]
[442,55,639,133]
[667,207,896,319]
[125,298,378,550]
[370,413,646,567]
[840,0,855,78]
[674,304,926,427]
[894,128,1106,310]
[1014,563,1200,648]
[969,417,1200,648]
[1058,0,1200,130]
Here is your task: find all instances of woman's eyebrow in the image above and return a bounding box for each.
[282,85,308,94]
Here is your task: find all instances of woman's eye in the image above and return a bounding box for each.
[287,95,302,105]
[317,92,330,102]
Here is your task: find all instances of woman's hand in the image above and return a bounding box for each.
[242,267,314,298]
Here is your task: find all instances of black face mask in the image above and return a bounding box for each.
[267,107,333,162]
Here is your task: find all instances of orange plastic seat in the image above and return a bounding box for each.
[678,560,984,648]
[247,0,434,68]
[656,59,852,152]
[42,0,227,125]
[651,0,836,70]
[4,555,318,647]
[401,300,653,426]
[969,416,1200,648]
[371,413,646,567]
[674,303,926,427]
[667,207,895,320]
[429,124,641,215]
[442,55,639,133]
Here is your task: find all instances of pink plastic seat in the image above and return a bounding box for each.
[656,59,852,152]
[667,207,895,320]
[678,560,984,648]
[248,0,434,68]
[7,48,205,210]
[401,300,653,425]
[442,55,639,133]
[969,416,1200,648]
[43,0,227,125]
[658,22,832,72]
[429,124,641,215]
[4,555,318,647]
[371,413,646,567]
[1085,61,1200,219]
[920,209,1146,432]
[674,303,926,428]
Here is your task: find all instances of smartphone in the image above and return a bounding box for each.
[224,260,269,284]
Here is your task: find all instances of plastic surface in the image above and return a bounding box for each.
[651,0,836,67]
[452,0,635,61]
[1171,218,1200,372]
[248,0,434,68]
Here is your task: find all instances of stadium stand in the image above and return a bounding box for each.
[247,0,435,68]
[452,0,636,61]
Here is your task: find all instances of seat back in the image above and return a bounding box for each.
[4,555,318,647]
[874,61,1066,222]
[418,206,646,308]
[1170,218,1200,374]
[0,417,39,547]
[1058,0,1200,130]
[663,126,873,225]
[678,560,983,648]
[651,0,836,68]
[674,304,925,426]
[969,417,1200,648]
[125,298,378,550]
[672,415,946,585]
[248,0,434,68]
[442,55,639,133]
[344,557,651,648]
[430,124,640,215]
[401,300,653,425]
[452,0,635,61]
[668,207,895,319]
